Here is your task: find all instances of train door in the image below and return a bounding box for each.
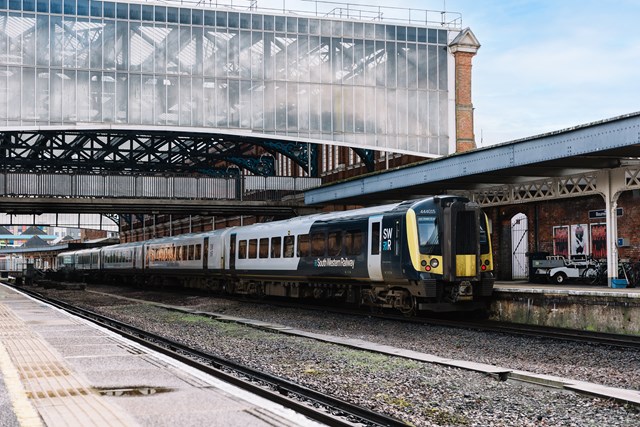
[203,237,209,270]
[367,216,383,281]
[229,234,236,270]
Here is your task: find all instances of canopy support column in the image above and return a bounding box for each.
[598,169,625,287]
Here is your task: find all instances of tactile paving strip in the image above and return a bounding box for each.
[0,289,139,427]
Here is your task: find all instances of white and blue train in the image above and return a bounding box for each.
[56,196,494,314]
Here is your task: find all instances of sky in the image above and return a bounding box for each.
[448,0,640,146]
[259,0,640,147]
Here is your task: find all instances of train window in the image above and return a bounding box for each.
[195,244,201,259]
[271,237,282,258]
[283,236,295,258]
[417,216,440,254]
[188,245,195,260]
[297,234,310,257]
[328,231,342,256]
[311,232,326,256]
[238,240,247,259]
[249,239,258,258]
[259,238,269,258]
[345,230,363,255]
[370,222,380,255]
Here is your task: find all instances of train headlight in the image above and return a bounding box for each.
[429,259,439,268]
[484,259,490,265]
[421,260,427,267]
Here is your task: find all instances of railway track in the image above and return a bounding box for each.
[264,301,640,351]
[34,278,640,350]
[13,284,407,427]
[11,281,640,414]
[177,291,640,351]
[446,319,640,350]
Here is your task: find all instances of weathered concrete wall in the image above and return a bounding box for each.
[490,290,640,336]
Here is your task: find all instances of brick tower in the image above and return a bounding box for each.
[449,28,481,153]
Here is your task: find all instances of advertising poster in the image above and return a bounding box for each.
[570,224,590,256]
[552,226,569,258]
[590,223,607,259]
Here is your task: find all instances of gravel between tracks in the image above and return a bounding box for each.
[38,285,640,427]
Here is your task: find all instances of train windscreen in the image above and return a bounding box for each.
[417,216,440,254]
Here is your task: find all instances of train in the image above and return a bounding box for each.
[54,196,494,314]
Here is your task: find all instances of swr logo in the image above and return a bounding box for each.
[382,228,393,251]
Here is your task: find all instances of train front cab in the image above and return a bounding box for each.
[407,197,494,312]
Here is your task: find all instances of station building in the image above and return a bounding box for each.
[3,0,638,284]
[0,0,485,241]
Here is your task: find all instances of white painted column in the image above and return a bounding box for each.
[599,169,626,287]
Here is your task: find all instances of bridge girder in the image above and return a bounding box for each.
[0,128,378,178]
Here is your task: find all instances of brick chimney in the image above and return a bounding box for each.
[449,28,480,153]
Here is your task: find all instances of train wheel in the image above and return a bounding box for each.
[399,295,417,317]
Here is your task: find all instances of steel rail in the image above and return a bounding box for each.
[179,291,640,350]
[199,292,640,350]
[13,285,407,427]
[81,282,640,351]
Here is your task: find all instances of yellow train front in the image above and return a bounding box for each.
[364,196,494,313]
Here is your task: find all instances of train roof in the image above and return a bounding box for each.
[101,241,144,250]
[141,228,235,246]
[236,196,462,233]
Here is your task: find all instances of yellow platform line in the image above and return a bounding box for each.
[0,287,139,427]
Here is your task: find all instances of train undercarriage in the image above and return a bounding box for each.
[55,269,492,315]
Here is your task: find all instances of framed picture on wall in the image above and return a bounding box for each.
[570,224,589,256]
[553,226,569,258]
[590,223,607,259]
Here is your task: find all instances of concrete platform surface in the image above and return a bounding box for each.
[0,284,322,427]
[494,280,640,297]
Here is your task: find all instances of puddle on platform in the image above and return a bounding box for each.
[93,386,174,397]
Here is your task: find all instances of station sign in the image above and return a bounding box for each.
[588,208,623,219]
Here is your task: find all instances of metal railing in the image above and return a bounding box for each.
[156,0,463,28]
[0,172,322,202]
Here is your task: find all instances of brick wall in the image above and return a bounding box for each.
[484,191,640,279]
[454,50,477,153]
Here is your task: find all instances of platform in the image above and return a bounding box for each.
[495,280,640,296]
[491,281,640,335]
[0,284,320,427]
